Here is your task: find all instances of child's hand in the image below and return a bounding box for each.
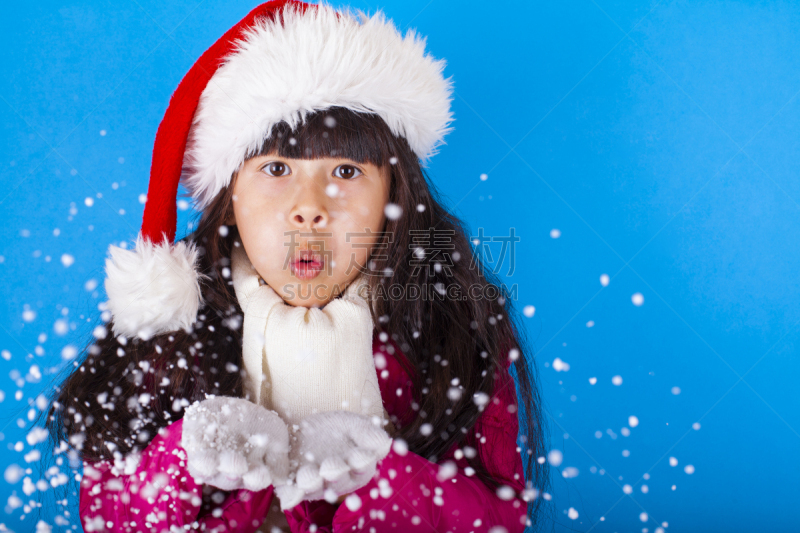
[181,396,291,492]
[273,410,392,511]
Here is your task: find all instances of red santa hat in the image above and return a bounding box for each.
[103,0,454,340]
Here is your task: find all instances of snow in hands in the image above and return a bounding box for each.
[274,410,393,511]
[181,396,291,491]
[181,398,391,511]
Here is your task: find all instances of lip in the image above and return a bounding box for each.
[291,250,324,280]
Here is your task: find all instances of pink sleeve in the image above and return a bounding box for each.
[79,417,274,533]
[284,499,337,532]
[331,359,528,532]
[330,447,528,533]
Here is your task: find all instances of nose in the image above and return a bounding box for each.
[289,170,330,229]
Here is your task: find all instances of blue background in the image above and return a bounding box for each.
[1,0,799,531]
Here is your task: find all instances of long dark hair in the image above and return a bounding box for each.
[45,106,551,527]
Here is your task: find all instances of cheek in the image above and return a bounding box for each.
[234,204,287,266]
[336,210,387,271]
[345,181,389,228]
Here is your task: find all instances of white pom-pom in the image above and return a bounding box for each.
[104,233,206,339]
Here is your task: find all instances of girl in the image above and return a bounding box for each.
[45,1,550,531]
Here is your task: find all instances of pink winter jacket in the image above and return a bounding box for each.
[79,336,529,532]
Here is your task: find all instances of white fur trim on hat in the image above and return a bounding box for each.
[104,234,206,340]
[181,1,454,211]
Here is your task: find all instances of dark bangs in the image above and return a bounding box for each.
[244,106,404,167]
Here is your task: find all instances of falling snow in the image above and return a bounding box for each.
[0,149,699,533]
[547,449,563,467]
[60,345,78,361]
[22,308,36,322]
[384,203,402,220]
[552,357,570,372]
[562,467,579,478]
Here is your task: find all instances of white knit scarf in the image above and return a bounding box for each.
[229,243,384,428]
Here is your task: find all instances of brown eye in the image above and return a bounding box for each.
[333,164,363,180]
[262,162,291,176]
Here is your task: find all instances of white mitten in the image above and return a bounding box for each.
[273,410,392,510]
[181,396,290,492]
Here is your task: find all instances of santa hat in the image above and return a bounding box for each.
[103,0,454,340]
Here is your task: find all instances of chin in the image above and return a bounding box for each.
[282,283,332,308]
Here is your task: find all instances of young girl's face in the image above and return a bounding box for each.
[227,152,390,308]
